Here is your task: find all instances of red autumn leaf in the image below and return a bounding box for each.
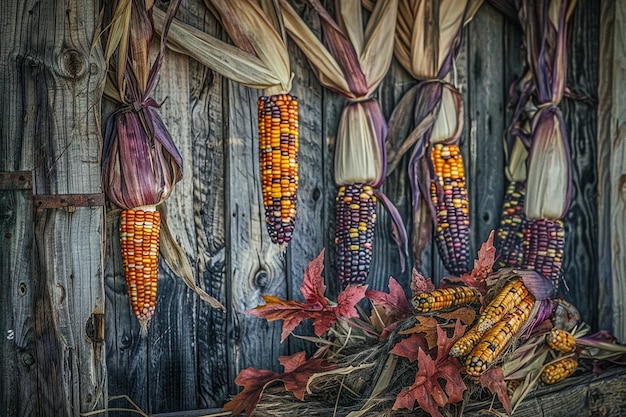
[442,231,497,294]
[479,367,512,415]
[366,277,413,320]
[246,249,367,341]
[399,316,440,351]
[391,333,430,362]
[410,268,435,295]
[224,351,334,417]
[393,321,468,416]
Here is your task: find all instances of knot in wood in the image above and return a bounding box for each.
[58,49,86,79]
[254,269,269,288]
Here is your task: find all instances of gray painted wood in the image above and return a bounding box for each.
[0,1,107,416]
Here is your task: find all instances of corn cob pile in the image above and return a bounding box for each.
[120,207,162,328]
[258,93,299,246]
[450,278,529,358]
[546,328,577,354]
[448,278,536,376]
[495,181,526,269]
[412,286,479,313]
[521,218,565,290]
[430,143,471,276]
[335,184,377,286]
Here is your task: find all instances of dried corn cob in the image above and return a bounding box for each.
[521,218,564,290]
[540,357,577,384]
[120,207,161,330]
[335,183,377,286]
[466,293,536,376]
[546,328,576,353]
[450,278,529,357]
[412,286,479,313]
[258,93,299,246]
[430,143,470,276]
[495,181,526,268]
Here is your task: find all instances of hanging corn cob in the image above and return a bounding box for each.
[335,184,377,285]
[521,218,565,291]
[430,142,471,276]
[411,286,479,313]
[279,0,408,286]
[450,278,529,357]
[540,357,578,384]
[465,293,536,376]
[202,0,298,247]
[101,0,183,330]
[258,94,299,245]
[495,181,527,268]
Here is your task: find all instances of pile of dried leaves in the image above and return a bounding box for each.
[223,233,626,417]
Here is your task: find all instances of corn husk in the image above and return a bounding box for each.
[515,0,576,220]
[101,0,183,211]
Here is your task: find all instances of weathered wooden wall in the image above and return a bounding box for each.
[0,0,612,416]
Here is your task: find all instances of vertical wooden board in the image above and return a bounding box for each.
[226,80,288,377]
[597,0,618,335]
[1,0,107,415]
[147,44,199,413]
[369,59,414,293]
[0,190,36,417]
[561,0,600,328]
[179,4,231,408]
[465,3,507,258]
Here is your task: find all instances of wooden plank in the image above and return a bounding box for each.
[597,0,626,342]
[225,79,289,375]
[560,0,600,329]
[0,1,107,416]
[465,3,507,260]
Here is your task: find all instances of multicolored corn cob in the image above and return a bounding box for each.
[495,181,526,268]
[521,218,564,290]
[120,208,161,329]
[540,357,578,384]
[335,183,377,286]
[430,143,470,276]
[546,328,577,353]
[465,293,536,376]
[412,286,479,313]
[258,93,299,246]
[450,278,529,357]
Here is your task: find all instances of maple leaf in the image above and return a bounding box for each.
[393,321,468,417]
[366,277,413,320]
[479,367,513,415]
[410,267,435,296]
[246,249,367,342]
[442,231,497,294]
[398,316,440,351]
[438,307,477,326]
[224,351,334,417]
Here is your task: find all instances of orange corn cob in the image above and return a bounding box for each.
[335,183,377,286]
[430,143,471,276]
[412,286,479,313]
[546,328,577,353]
[540,357,578,384]
[120,208,161,330]
[258,93,299,246]
[465,293,536,376]
[451,278,529,357]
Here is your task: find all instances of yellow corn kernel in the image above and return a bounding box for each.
[120,208,161,331]
[258,93,299,246]
[540,358,578,384]
[412,286,479,313]
[465,293,535,377]
[546,328,577,353]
